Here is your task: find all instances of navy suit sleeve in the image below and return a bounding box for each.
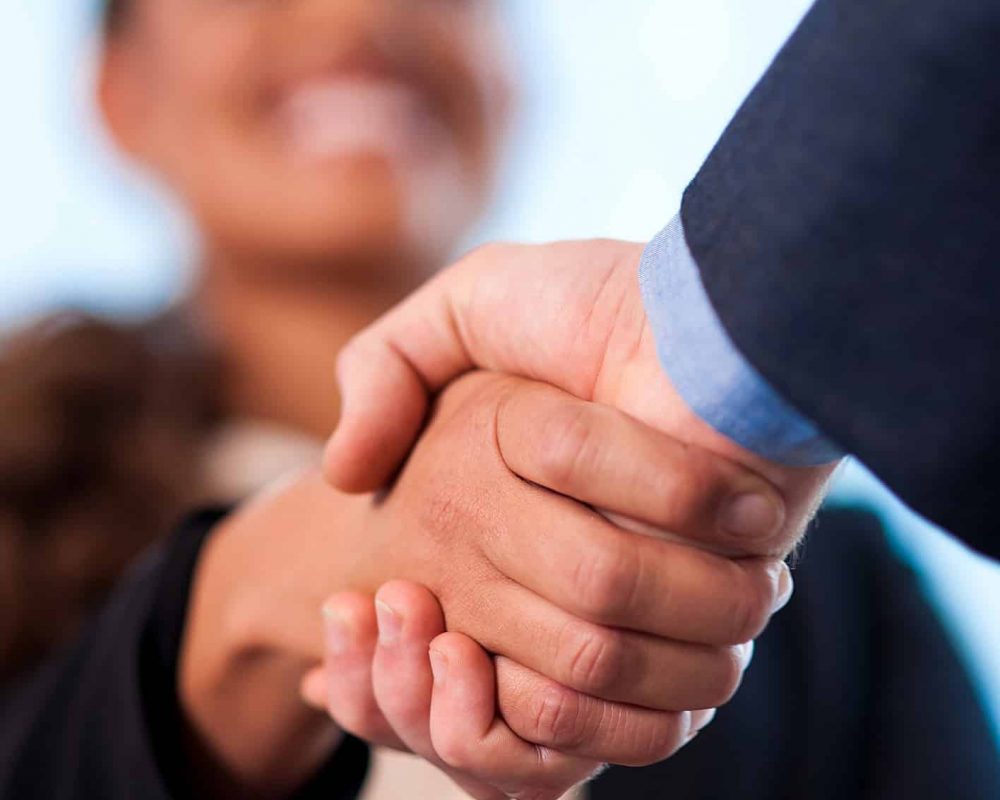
[678,0,1000,556]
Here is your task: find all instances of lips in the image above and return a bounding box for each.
[276,75,446,163]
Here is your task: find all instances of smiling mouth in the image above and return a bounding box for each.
[276,75,447,164]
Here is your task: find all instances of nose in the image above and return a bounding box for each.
[284,0,407,58]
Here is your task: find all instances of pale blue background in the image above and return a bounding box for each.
[2,1,998,742]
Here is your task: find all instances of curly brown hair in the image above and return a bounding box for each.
[0,312,218,683]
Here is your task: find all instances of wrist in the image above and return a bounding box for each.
[178,474,351,796]
[605,319,837,558]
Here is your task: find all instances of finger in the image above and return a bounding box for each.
[300,666,326,710]
[319,593,406,750]
[481,488,793,645]
[427,632,601,798]
[370,582,446,756]
[457,580,756,711]
[494,380,786,549]
[324,240,646,493]
[494,657,693,766]
[324,268,473,493]
[371,582,509,800]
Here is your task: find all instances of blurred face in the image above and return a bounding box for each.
[101,0,512,281]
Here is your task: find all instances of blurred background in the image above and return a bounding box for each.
[2,0,998,740]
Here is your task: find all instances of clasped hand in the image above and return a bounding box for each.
[187,241,833,800]
[297,372,793,800]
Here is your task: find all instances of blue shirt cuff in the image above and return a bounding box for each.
[639,215,844,467]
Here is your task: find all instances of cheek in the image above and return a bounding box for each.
[138,16,263,195]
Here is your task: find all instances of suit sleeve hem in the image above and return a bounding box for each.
[639,215,844,467]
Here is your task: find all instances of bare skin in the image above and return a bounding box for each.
[325,239,836,553]
[92,1,835,799]
[100,0,512,438]
[303,240,838,799]
[183,373,794,798]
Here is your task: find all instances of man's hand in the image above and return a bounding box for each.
[324,240,837,559]
[181,373,791,795]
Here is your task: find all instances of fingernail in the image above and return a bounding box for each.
[720,492,784,540]
[322,602,352,656]
[772,562,794,613]
[429,648,449,687]
[375,599,402,646]
[737,639,755,670]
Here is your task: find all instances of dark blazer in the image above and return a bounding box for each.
[680,0,1000,557]
[2,507,997,799]
[4,1,999,796]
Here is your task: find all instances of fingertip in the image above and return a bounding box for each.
[321,591,376,626]
[429,631,485,658]
[428,633,495,699]
[718,484,787,547]
[300,667,327,709]
[322,345,371,491]
[428,645,450,689]
[428,633,500,769]
[322,430,381,493]
[321,594,404,747]
[322,592,378,656]
[427,633,499,736]
[375,581,446,641]
[773,561,794,612]
[323,344,431,493]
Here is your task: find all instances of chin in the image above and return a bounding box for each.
[218,201,453,287]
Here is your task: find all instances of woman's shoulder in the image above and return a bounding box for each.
[0,308,212,395]
[0,309,217,682]
[0,309,216,514]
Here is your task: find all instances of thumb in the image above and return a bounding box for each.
[324,239,645,491]
[324,271,474,492]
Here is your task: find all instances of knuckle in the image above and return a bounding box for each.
[559,621,625,695]
[528,685,588,748]
[570,538,639,621]
[433,730,475,771]
[659,448,720,520]
[630,714,688,765]
[657,462,706,528]
[725,569,773,644]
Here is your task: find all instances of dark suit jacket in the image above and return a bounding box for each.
[2,507,997,799]
[680,0,1000,557]
[3,1,998,797]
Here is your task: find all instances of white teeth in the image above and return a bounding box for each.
[279,77,434,162]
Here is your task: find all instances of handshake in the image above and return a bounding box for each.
[183,240,836,800]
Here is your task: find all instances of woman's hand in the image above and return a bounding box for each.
[301,581,720,800]
[179,372,791,795]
